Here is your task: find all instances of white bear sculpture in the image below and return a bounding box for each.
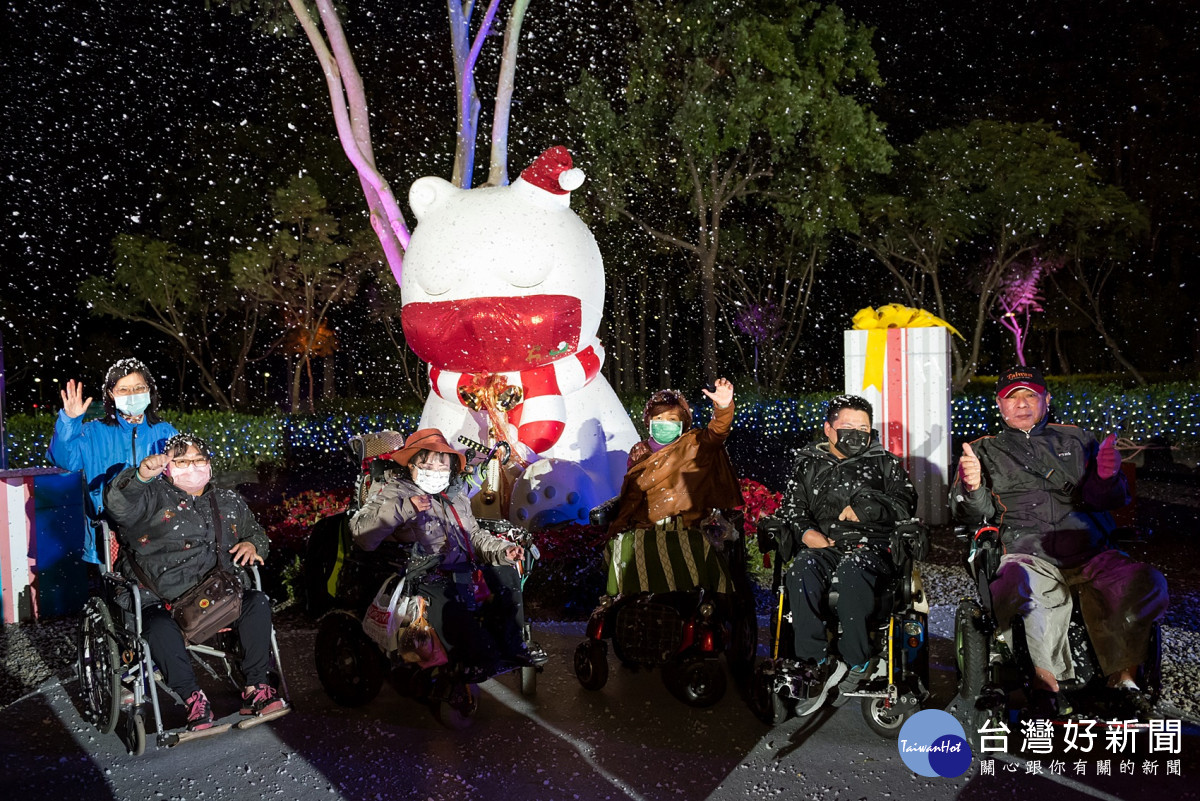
[400,146,640,528]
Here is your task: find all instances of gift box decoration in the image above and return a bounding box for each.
[844,305,957,525]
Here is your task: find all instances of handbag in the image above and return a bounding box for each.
[361,574,424,652]
[397,597,449,668]
[128,493,244,645]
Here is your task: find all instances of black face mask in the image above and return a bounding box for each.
[834,428,871,458]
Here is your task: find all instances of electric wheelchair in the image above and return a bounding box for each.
[308,431,542,726]
[77,523,290,755]
[750,517,931,736]
[572,501,758,708]
[951,525,1163,748]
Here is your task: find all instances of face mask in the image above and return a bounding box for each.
[834,428,871,458]
[650,420,684,445]
[115,392,151,418]
[167,463,211,494]
[414,468,451,495]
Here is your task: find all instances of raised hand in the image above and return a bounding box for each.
[137,452,173,481]
[701,377,734,408]
[959,442,982,492]
[61,379,93,419]
[1097,434,1121,480]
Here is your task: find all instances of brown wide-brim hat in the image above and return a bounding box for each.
[390,428,466,472]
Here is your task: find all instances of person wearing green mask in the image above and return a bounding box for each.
[605,379,743,594]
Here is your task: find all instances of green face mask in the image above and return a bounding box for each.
[650,420,684,445]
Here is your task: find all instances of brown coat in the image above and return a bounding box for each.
[609,401,742,534]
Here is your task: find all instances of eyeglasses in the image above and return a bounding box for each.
[113,385,150,396]
[413,461,451,471]
[173,458,210,468]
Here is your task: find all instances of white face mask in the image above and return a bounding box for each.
[414,468,451,495]
[115,392,151,418]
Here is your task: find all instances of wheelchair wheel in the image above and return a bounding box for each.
[861,696,911,737]
[124,710,146,756]
[314,611,386,707]
[751,661,789,724]
[574,640,609,691]
[78,597,123,735]
[954,599,991,741]
[663,656,727,708]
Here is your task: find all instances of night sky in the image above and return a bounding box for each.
[2,0,1197,409]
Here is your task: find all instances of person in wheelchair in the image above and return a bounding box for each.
[104,433,284,732]
[348,428,541,673]
[604,377,743,594]
[952,366,1169,714]
[768,394,917,715]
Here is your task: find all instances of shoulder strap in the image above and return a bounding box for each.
[441,494,477,561]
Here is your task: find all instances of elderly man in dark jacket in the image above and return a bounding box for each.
[106,433,283,732]
[951,366,1168,709]
[775,394,917,715]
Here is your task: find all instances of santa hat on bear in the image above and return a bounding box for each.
[516,145,585,205]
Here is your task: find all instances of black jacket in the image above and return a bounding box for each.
[777,439,917,562]
[105,467,270,603]
[950,417,1128,568]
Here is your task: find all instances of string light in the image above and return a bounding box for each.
[4,386,1195,470]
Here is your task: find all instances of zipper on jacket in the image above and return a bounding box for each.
[131,427,138,464]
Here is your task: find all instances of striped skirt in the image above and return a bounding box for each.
[605,519,733,596]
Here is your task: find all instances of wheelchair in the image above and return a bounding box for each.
[750,518,931,737]
[77,522,290,755]
[572,503,759,708]
[309,431,543,726]
[951,525,1163,746]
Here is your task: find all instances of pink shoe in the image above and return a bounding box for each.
[185,690,214,731]
[240,683,285,717]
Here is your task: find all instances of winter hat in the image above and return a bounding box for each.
[997,366,1048,398]
[642,389,693,432]
[518,145,585,196]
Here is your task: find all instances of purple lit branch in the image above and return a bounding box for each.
[288,0,410,287]
[996,255,1062,366]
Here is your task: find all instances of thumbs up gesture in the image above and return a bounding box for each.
[959,442,982,492]
[1097,434,1121,480]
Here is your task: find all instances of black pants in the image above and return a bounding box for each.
[420,563,524,669]
[784,546,894,667]
[143,589,273,698]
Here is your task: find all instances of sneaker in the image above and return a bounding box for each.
[832,663,871,707]
[185,689,214,731]
[240,683,286,717]
[795,659,848,716]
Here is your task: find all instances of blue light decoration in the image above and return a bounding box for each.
[2,384,1196,470]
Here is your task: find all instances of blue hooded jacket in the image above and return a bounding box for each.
[47,409,178,564]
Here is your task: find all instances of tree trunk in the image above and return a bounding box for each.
[659,286,671,388]
[323,356,337,399]
[637,271,648,393]
[699,248,718,381]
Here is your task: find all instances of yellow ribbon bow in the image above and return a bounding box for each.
[852,305,962,392]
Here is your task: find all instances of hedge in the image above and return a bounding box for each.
[4,382,1197,471]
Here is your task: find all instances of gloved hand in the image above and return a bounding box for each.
[1097,434,1121,480]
